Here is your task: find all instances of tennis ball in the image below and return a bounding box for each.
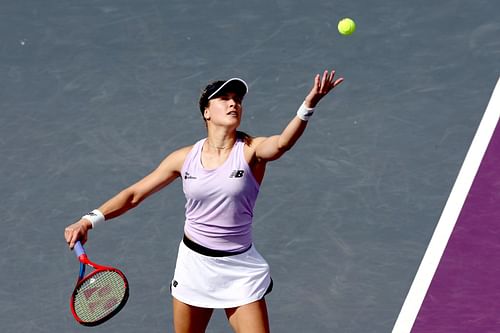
[338,18,356,36]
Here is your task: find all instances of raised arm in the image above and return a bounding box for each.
[255,70,343,162]
[64,145,191,248]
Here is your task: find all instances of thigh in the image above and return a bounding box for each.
[225,299,270,333]
[173,297,214,333]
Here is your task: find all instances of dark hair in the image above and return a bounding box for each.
[236,130,251,145]
[199,80,225,116]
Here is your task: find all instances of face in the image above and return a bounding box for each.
[204,92,243,127]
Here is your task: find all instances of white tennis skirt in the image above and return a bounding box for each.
[170,239,272,309]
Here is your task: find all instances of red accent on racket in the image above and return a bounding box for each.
[70,241,129,326]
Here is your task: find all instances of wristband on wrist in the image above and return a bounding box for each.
[296,102,315,121]
[81,209,105,229]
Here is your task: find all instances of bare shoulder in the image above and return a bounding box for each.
[158,144,194,173]
[243,136,269,164]
[243,136,268,151]
[172,145,195,158]
[249,136,268,147]
[242,136,269,183]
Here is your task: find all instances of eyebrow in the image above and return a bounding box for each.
[216,92,243,100]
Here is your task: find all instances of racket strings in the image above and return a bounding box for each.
[73,270,127,323]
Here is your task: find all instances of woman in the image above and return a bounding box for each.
[64,70,343,333]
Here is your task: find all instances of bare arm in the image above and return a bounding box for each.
[255,70,344,162]
[64,146,191,248]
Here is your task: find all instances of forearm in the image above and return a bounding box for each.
[277,114,308,150]
[81,150,183,227]
[64,188,139,247]
[255,102,313,160]
[97,188,142,221]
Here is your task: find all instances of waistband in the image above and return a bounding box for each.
[182,234,252,257]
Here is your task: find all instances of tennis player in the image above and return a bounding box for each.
[64,70,343,333]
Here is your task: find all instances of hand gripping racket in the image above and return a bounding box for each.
[70,241,129,326]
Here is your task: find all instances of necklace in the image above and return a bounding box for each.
[207,140,235,150]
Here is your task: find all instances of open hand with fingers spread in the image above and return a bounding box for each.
[304,70,344,108]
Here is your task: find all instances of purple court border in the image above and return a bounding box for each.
[393,77,500,332]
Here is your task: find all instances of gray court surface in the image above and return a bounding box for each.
[1,0,499,332]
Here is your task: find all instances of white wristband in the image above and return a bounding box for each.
[82,209,105,229]
[296,102,315,121]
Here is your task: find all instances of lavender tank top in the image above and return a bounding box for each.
[181,138,260,252]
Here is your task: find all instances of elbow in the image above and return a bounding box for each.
[122,188,143,208]
[277,145,291,153]
[277,135,300,153]
[267,143,290,161]
[277,141,293,153]
[130,197,141,208]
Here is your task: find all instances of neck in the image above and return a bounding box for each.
[206,137,236,150]
[208,141,233,150]
[206,127,238,151]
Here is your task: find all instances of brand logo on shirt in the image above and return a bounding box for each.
[184,172,197,180]
[229,170,245,178]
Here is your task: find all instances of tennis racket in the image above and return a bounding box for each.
[70,241,129,326]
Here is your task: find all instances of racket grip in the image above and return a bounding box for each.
[74,241,86,257]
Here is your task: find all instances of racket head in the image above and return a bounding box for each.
[71,267,129,326]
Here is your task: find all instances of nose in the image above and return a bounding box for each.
[230,96,243,106]
[228,98,239,109]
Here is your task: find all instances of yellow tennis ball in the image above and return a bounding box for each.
[338,18,356,36]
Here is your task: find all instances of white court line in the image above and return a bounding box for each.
[392,77,500,333]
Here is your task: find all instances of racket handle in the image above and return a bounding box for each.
[74,241,86,258]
